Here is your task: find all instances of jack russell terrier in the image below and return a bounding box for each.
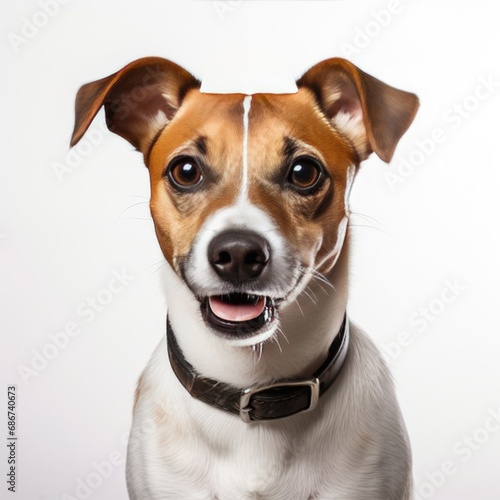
[71,56,419,499]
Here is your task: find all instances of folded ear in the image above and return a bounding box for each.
[71,57,200,154]
[297,58,419,163]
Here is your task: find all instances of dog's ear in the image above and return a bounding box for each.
[297,58,419,162]
[71,57,200,154]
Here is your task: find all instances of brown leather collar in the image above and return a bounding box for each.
[167,314,349,423]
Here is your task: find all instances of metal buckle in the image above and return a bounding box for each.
[239,377,320,424]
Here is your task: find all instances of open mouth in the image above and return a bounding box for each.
[201,293,277,339]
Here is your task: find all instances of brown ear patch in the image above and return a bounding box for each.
[71,57,200,154]
[297,58,419,162]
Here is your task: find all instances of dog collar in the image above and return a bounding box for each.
[166,315,349,423]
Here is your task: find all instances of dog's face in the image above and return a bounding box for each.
[148,90,354,344]
[72,57,418,346]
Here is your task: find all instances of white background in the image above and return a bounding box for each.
[1,1,500,499]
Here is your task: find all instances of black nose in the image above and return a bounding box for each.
[208,231,270,283]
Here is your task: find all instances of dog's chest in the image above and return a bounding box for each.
[173,429,332,500]
[135,353,340,499]
[184,406,361,499]
[209,439,317,499]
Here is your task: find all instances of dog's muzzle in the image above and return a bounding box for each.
[200,230,278,339]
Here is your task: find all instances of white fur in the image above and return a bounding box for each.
[126,245,413,499]
[345,163,356,209]
[332,111,369,159]
[184,202,297,305]
[239,95,253,201]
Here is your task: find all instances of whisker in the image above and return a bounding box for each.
[294,298,305,318]
[311,270,335,290]
[143,259,167,270]
[252,342,264,365]
[276,327,290,345]
[113,201,150,224]
[350,211,385,228]
[303,289,319,309]
[149,261,169,278]
[272,334,283,354]
[257,342,263,363]
[120,217,153,222]
[276,328,290,345]
[348,223,389,235]
[306,286,319,304]
[310,275,330,297]
[125,195,150,200]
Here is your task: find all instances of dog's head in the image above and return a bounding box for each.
[72,57,418,347]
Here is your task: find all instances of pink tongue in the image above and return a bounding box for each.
[209,296,265,322]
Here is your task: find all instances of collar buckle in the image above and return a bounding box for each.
[239,377,321,424]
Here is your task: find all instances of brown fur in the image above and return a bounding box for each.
[146,89,356,274]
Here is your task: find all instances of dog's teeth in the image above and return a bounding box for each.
[215,293,265,307]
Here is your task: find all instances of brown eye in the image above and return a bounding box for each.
[288,158,323,191]
[167,157,203,190]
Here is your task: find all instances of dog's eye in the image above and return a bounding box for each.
[167,158,203,190]
[287,158,323,192]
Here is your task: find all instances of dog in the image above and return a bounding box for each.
[71,56,418,499]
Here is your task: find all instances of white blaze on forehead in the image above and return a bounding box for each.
[239,95,253,201]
